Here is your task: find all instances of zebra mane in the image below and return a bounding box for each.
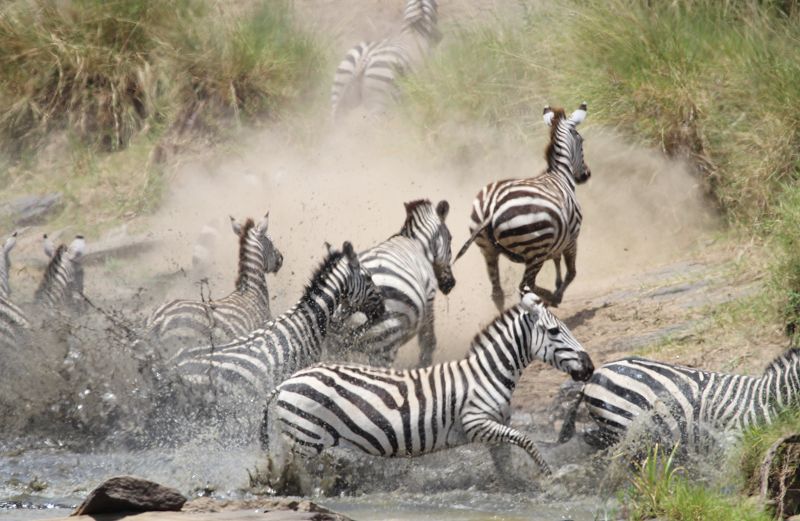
[763,347,800,376]
[235,218,257,289]
[466,304,525,356]
[35,243,67,300]
[544,107,568,169]
[304,248,346,295]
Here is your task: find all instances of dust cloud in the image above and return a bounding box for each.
[139,111,717,367]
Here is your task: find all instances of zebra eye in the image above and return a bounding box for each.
[547,327,560,336]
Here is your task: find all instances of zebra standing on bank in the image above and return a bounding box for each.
[456,103,591,311]
[331,0,442,119]
[35,234,86,314]
[146,213,283,357]
[170,242,384,411]
[328,199,455,367]
[262,290,594,477]
[0,231,30,352]
[558,349,800,450]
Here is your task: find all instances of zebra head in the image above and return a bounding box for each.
[402,199,456,294]
[36,234,86,312]
[543,102,591,185]
[403,0,442,44]
[231,212,283,275]
[0,231,18,297]
[519,290,594,381]
[340,241,385,322]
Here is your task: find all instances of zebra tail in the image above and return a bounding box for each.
[557,388,585,444]
[454,219,490,263]
[259,387,282,451]
[331,46,371,121]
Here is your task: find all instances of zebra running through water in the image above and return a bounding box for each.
[35,234,86,315]
[331,0,441,119]
[558,348,800,451]
[0,231,30,352]
[261,290,594,477]
[455,103,591,311]
[168,241,384,418]
[328,199,455,367]
[146,213,283,358]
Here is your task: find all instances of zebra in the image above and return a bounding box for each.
[0,231,30,352]
[169,241,385,413]
[35,234,86,314]
[146,213,283,357]
[261,290,594,477]
[331,0,442,119]
[455,103,591,311]
[557,348,800,451]
[328,199,455,368]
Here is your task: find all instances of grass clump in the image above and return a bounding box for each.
[0,0,324,226]
[623,444,772,521]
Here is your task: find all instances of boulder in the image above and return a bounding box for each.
[0,193,63,225]
[71,476,186,516]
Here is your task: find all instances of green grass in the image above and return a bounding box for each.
[403,0,800,341]
[622,444,773,521]
[738,407,800,495]
[0,0,326,229]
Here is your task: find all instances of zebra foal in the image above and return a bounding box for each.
[146,213,283,357]
[328,199,455,367]
[558,348,800,450]
[331,0,441,119]
[456,103,591,311]
[262,290,594,476]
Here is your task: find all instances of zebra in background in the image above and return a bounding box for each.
[558,348,800,451]
[35,234,86,314]
[262,290,594,477]
[0,231,30,352]
[456,103,591,311]
[146,213,283,357]
[169,241,384,416]
[331,0,442,119]
[328,199,455,368]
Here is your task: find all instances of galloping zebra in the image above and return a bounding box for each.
[146,213,283,357]
[331,0,441,119]
[169,241,384,413]
[456,103,591,311]
[35,234,86,314]
[328,199,455,367]
[557,349,800,450]
[0,231,30,352]
[261,290,594,477]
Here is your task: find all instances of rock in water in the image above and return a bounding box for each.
[71,476,186,515]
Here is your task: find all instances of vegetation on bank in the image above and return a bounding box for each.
[402,0,800,340]
[0,0,324,229]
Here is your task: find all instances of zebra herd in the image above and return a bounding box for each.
[0,0,797,492]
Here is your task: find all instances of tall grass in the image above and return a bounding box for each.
[403,0,800,340]
[0,0,325,227]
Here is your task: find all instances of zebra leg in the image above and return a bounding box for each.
[417,299,436,367]
[478,243,505,312]
[553,244,577,306]
[465,418,552,476]
[553,255,563,291]
[520,261,557,307]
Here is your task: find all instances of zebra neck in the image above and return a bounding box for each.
[302,274,346,338]
[235,244,269,299]
[762,361,800,422]
[467,308,531,384]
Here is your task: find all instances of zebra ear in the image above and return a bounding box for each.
[4,232,17,253]
[69,235,86,259]
[569,102,588,125]
[342,241,359,268]
[257,212,269,234]
[436,200,449,221]
[43,234,55,258]
[520,290,543,322]
[323,241,333,254]
[543,105,554,127]
[230,216,242,235]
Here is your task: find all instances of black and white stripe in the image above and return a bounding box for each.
[329,199,455,367]
[263,291,594,476]
[35,234,86,314]
[170,241,384,406]
[456,103,591,311]
[0,232,29,351]
[331,0,441,119]
[558,349,800,449]
[146,213,283,357]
